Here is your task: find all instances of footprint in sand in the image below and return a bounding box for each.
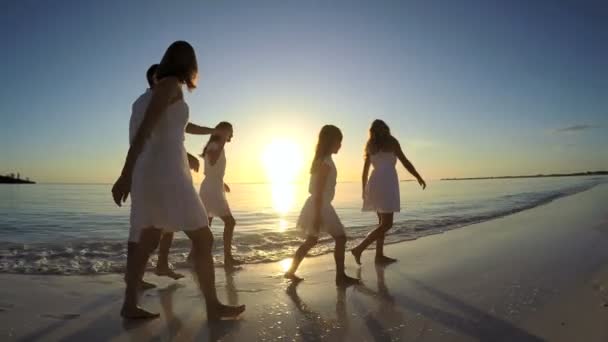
[41,313,81,320]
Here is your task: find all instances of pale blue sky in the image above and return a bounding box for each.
[1,0,607,183]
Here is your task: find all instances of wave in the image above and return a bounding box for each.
[0,180,602,275]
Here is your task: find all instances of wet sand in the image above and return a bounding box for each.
[1,183,608,341]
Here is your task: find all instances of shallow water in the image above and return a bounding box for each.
[0,176,605,274]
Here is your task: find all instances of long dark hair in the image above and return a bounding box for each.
[365,119,394,157]
[146,64,159,88]
[311,125,342,173]
[201,122,232,157]
[155,41,198,90]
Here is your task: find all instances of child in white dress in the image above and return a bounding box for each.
[284,125,359,286]
[352,119,426,265]
[198,122,241,268]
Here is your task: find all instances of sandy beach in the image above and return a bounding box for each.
[1,183,607,342]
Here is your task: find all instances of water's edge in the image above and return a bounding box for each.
[0,180,602,276]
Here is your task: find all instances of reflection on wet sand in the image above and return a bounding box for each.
[200,268,243,341]
[158,283,185,339]
[285,280,353,341]
[225,268,239,306]
[151,269,242,342]
[354,265,407,340]
[286,281,327,340]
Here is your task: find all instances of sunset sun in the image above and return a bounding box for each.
[262,139,304,215]
[262,139,304,184]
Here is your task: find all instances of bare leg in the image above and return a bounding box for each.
[332,235,360,286]
[284,236,318,281]
[184,227,245,320]
[155,232,185,280]
[221,215,241,267]
[375,214,397,264]
[186,217,212,263]
[126,242,156,290]
[351,213,394,265]
[121,227,162,319]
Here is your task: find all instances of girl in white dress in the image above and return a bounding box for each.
[352,119,426,265]
[112,41,245,320]
[199,121,242,268]
[284,125,359,286]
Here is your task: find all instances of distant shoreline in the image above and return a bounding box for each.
[0,176,35,184]
[441,171,608,181]
[3,171,607,185]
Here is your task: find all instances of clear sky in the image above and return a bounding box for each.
[1,0,607,184]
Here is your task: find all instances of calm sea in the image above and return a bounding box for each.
[0,177,605,275]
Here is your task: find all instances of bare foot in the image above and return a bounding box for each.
[225,256,244,267]
[284,272,304,282]
[155,268,185,280]
[207,303,246,320]
[120,306,160,320]
[336,274,360,287]
[375,255,398,265]
[351,249,362,265]
[140,280,157,290]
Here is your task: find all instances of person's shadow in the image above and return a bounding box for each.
[355,264,543,341]
[398,275,544,341]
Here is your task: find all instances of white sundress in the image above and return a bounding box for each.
[127,90,209,242]
[362,151,401,213]
[297,156,345,237]
[199,142,231,218]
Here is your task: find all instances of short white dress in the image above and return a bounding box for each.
[199,142,231,218]
[297,156,345,237]
[128,90,209,242]
[362,151,401,213]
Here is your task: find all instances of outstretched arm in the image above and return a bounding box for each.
[185,123,215,135]
[111,78,180,206]
[361,155,371,199]
[394,139,426,189]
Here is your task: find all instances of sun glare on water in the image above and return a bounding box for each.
[262,139,304,218]
[279,258,293,273]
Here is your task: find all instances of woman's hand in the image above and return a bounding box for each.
[187,153,199,172]
[111,174,131,206]
[418,178,427,190]
[224,183,231,193]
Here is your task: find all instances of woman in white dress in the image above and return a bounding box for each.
[112,41,245,320]
[198,121,242,268]
[284,125,359,286]
[351,119,426,265]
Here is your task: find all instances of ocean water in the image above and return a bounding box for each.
[0,176,605,275]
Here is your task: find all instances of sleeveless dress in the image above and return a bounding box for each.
[128,90,209,242]
[362,151,401,213]
[297,156,345,237]
[199,142,231,218]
